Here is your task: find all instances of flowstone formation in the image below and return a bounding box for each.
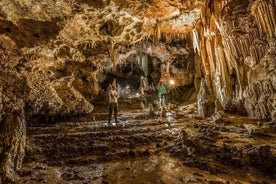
[195,0,276,120]
[0,0,275,182]
[0,37,28,182]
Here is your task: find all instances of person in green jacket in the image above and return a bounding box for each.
[157,81,168,105]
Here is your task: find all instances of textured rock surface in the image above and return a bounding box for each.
[196,0,275,120]
[197,79,215,117]
[0,38,28,182]
[18,103,276,183]
[0,0,275,181]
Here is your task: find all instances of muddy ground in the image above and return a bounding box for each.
[17,93,276,184]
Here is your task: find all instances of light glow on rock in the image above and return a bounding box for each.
[169,79,175,85]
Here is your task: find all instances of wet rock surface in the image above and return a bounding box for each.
[17,99,276,184]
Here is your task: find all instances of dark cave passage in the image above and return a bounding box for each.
[100,53,162,91]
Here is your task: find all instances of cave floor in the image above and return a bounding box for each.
[18,97,276,184]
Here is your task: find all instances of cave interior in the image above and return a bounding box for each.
[0,0,275,183]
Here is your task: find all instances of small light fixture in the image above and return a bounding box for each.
[169,79,175,85]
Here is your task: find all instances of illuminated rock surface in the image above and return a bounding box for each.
[0,0,275,183]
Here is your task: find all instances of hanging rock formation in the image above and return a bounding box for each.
[196,0,275,119]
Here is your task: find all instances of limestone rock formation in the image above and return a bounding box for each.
[0,37,28,182]
[0,0,275,181]
[197,79,215,117]
[196,0,275,120]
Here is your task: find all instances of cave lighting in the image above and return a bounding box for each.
[169,79,175,85]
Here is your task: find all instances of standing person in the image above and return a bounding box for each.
[108,85,119,125]
[163,82,169,104]
[157,81,167,105]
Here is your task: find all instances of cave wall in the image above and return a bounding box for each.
[0,39,28,182]
[196,0,275,119]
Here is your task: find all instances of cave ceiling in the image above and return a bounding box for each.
[0,0,202,60]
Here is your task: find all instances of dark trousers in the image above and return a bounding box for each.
[108,102,118,123]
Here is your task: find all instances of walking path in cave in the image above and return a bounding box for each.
[18,97,276,184]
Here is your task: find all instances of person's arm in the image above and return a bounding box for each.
[111,90,119,98]
[110,90,115,97]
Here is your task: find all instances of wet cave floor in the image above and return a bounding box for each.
[19,94,276,184]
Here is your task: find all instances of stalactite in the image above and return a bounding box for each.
[252,0,276,38]
[130,62,133,71]
[206,38,216,82]
[214,46,229,107]
[165,33,172,44]
[136,54,140,65]
[221,36,236,71]
[113,47,118,65]
[155,21,161,43]
[141,54,149,76]
[199,0,275,118]
[199,39,212,92]
[250,45,259,65]
[109,41,119,66]
[192,29,200,55]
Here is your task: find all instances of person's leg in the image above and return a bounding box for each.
[159,95,162,105]
[161,94,165,105]
[164,93,167,105]
[108,103,112,124]
[114,102,118,124]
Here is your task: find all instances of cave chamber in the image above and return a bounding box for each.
[0,0,275,183]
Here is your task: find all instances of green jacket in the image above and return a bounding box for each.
[158,85,167,96]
